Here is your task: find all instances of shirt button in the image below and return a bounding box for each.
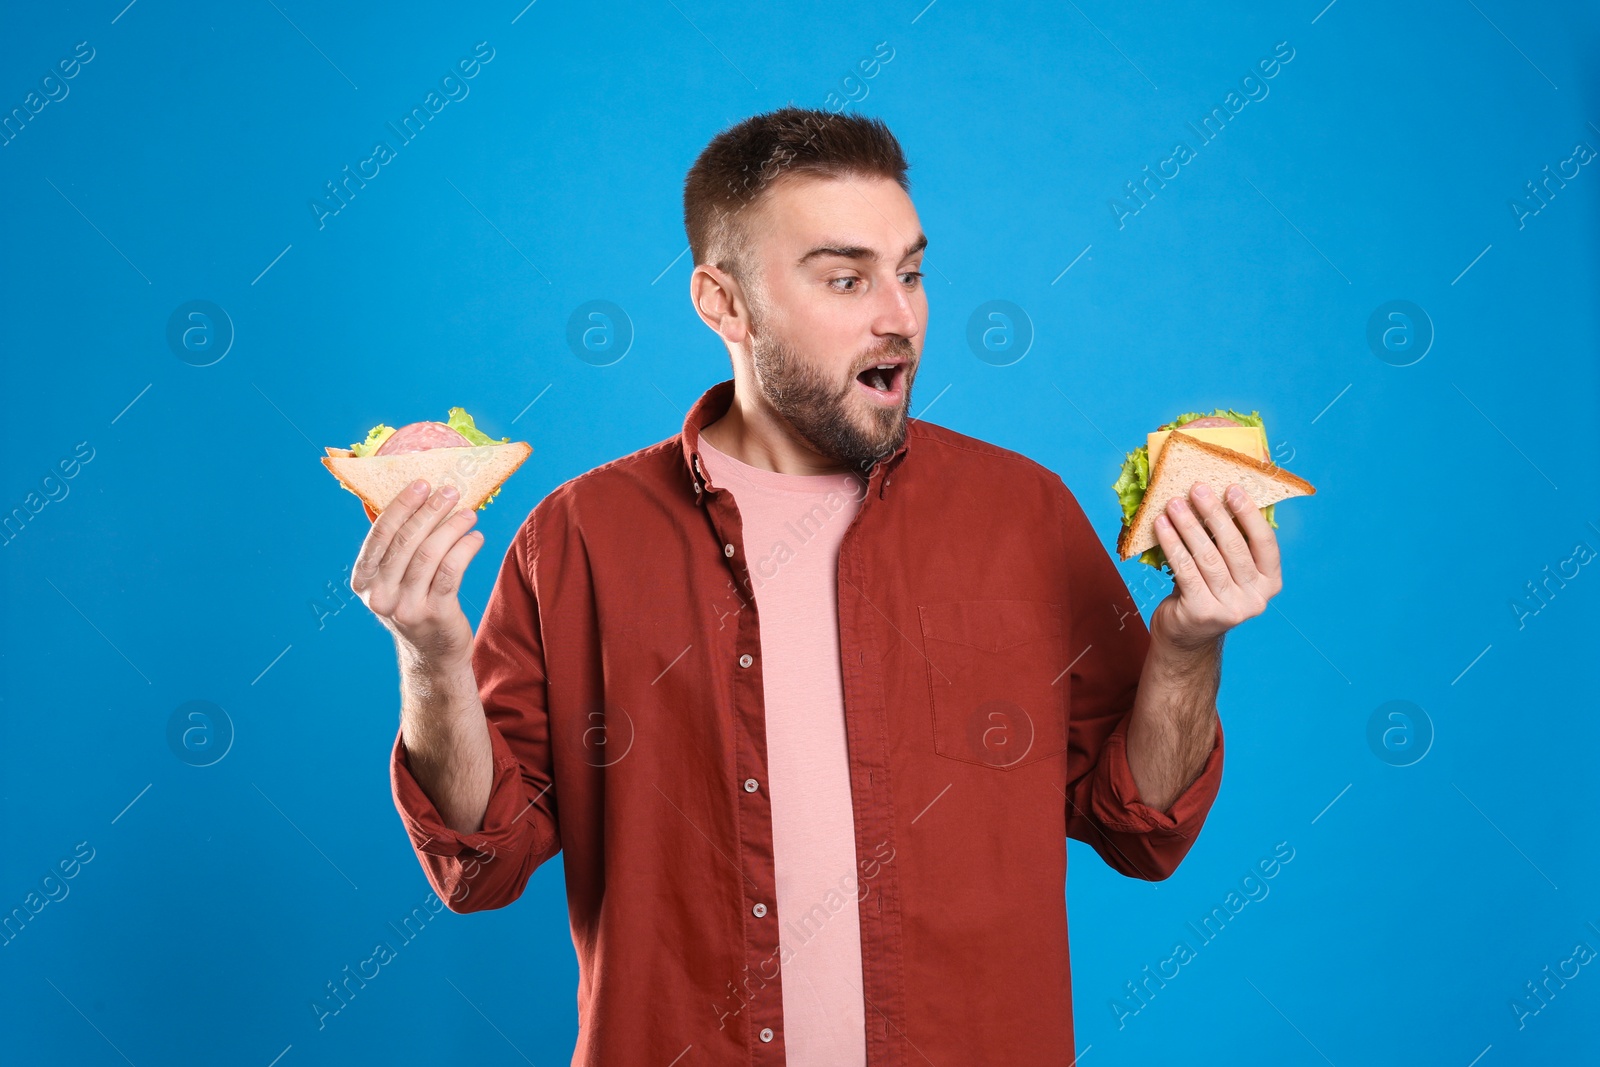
[743,778,759,793]
[724,543,735,557]
[759,1027,774,1042]
[752,902,767,917]
[738,653,753,668]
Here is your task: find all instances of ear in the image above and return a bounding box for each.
[690,263,751,346]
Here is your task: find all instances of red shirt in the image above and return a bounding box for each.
[390,377,1225,1065]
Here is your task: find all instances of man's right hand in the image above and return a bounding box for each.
[351,479,487,670]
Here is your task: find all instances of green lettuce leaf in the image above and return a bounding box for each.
[1112,445,1150,524]
[349,424,396,457]
[446,406,509,447]
[449,408,511,509]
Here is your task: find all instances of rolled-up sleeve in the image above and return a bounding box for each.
[1054,476,1224,881]
[389,516,561,912]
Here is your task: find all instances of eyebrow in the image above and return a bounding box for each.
[797,232,927,267]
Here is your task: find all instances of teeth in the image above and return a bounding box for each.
[859,363,899,393]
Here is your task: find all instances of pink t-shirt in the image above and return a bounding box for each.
[697,434,869,1066]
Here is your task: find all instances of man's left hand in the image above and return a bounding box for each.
[1149,480,1283,651]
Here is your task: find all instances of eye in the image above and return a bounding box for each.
[900,270,924,287]
[828,276,861,293]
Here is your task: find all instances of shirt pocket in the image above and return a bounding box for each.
[916,599,1069,771]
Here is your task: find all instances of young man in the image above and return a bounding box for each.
[352,107,1283,1065]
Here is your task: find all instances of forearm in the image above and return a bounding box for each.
[397,646,494,836]
[1124,629,1222,814]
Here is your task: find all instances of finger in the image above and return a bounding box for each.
[429,527,487,600]
[1165,492,1231,597]
[1154,510,1208,601]
[398,505,478,603]
[352,479,430,593]
[1190,482,1259,585]
[1225,485,1283,586]
[379,485,461,577]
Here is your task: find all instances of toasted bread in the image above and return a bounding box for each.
[321,442,533,523]
[1117,430,1315,560]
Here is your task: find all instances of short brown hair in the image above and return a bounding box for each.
[683,106,911,289]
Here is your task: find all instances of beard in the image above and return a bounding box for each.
[749,322,917,474]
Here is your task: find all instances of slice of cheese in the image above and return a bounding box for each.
[1147,425,1268,470]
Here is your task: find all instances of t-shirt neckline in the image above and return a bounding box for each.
[697,433,867,496]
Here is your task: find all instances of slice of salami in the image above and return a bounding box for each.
[1172,415,1242,429]
[374,421,472,455]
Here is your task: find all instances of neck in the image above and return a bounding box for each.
[699,380,851,477]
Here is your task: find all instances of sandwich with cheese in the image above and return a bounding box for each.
[321,407,532,522]
[1112,409,1315,568]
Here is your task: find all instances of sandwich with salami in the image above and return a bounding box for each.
[321,407,532,522]
[1112,408,1315,569]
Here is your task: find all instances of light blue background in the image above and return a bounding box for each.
[3,1,1597,1063]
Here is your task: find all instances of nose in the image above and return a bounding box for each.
[875,273,923,342]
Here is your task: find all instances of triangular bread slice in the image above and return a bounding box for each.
[322,442,532,523]
[1117,430,1315,559]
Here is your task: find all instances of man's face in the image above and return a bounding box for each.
[738,174,928,471]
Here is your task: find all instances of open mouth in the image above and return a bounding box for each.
[855,362,906,405]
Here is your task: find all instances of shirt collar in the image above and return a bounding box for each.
[681,378,912,505]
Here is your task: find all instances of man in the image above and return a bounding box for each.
[352,107,1282,1065]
